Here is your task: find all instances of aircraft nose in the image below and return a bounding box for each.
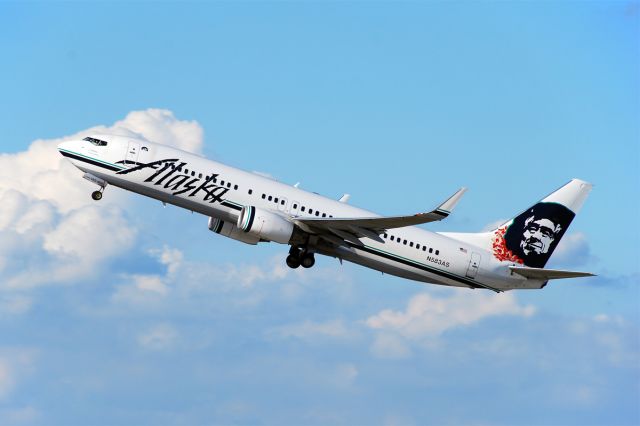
[57,140,73,153]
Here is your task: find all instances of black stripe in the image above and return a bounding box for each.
[59,150,121,172]
[222,201,242,211]
[346,242,498,291]
[245,206,255,232]
[214,219,224,234]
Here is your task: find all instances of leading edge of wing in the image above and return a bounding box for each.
[295,187,467,233]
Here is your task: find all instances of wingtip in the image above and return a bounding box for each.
[438,187,467,213]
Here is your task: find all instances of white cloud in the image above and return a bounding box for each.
[0,109,203,291]
[370,333,412,359]
[268,319,352,342]
[0,295,33,317]
[549,232,594,267]
[366,289,535,339]
[138,323,178,350]
[0,349,35,401]
[0,406,40,425]
[481,218,507,232]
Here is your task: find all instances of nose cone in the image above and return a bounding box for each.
[57,140,73,154]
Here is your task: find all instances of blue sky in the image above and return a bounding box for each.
[0,2,638,425]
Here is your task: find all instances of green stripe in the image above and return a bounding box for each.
[363,243,450,275]
[59,148,126,170]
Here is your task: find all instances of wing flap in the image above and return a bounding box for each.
[509,266,595,280]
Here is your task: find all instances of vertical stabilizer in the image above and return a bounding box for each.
[442,179,593,268]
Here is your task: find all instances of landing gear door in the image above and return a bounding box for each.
[466,252,481,279]
[126,141,140,165]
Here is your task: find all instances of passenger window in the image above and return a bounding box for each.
[410,242,414,247]
[191,171,195,177]
[281,200,285,206]
[416,244,420,249]
[198,173,202,179]
[234,185,238,190]
[227,183,231,188]
[429,248,433,253]
[403,240,407,245]
[315,211,319,216]
[220,180,224,185]
[422,246,426,252]
[185,169,190,174]
[274,198,279,203]
[435,250,440,255]
[293,203,298,209]
[390,236,394,241]
[309,209,313,214]
[322,213,326,217]
[262,194,266,199]
[301,206,306,212]
[249,189,253,195]
[268,196,273,201]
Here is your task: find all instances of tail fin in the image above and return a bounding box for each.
[442,179,593,268]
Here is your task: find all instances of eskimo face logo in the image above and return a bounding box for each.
[116,158,230,204]
[494,202,575,268]
[520,216,561,256]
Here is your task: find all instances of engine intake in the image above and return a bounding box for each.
[208,217,260,245]
[237,206,294,244]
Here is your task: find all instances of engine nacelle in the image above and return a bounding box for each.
[236,206,294,244]
[208,217,260,245]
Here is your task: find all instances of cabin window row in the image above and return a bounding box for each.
[382,233,440,255]
[165,165,240,191]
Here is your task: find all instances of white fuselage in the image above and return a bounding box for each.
[58,135,542,291]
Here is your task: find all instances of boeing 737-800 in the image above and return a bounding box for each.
[58,135,594,292]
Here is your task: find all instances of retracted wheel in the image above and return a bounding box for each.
[286,254,300,269]
[91,190,103,201]
[301,254,315,269]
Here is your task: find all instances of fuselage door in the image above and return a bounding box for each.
[126,140,140,164]
[466,252,481,279]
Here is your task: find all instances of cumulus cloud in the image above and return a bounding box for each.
[267,319,352,342]
[0,109,203,293]
[548,232,595,267]
[0,349,35,401]
[366,290,535,339]
[138,323,178,350]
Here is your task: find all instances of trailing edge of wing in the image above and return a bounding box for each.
[294,187,467,233]
[509,266,595,280]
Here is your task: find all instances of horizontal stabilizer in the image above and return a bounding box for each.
[509,266,595,280]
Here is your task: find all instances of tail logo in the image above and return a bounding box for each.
[493,202,575,268]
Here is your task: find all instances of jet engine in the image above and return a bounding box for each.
[208,217,260,245]
[208,207,294,245]
[236,206,294,244]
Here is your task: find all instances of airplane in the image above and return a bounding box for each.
[57,134,594,292]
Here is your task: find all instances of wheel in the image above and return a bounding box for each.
[91,190,103,201]
[301,254,315,269]
[286,254,300,269]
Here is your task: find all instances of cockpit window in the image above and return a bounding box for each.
[83,136,108,146]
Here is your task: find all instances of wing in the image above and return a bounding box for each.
[509,266,595,280]
[295,187,467,246]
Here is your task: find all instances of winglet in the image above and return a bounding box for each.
[436,187,467,216]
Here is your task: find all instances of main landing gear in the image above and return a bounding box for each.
[91,190,103,201]
[286,246,315,269]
